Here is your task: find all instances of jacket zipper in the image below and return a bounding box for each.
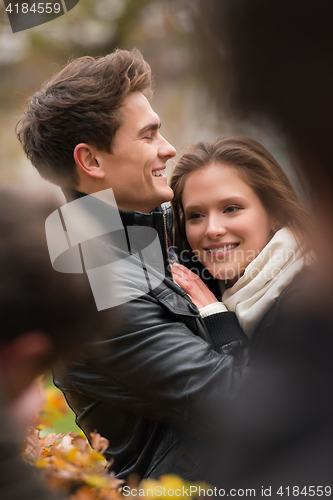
[162,213,174,281]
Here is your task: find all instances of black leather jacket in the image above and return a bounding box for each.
[54,196,250,481]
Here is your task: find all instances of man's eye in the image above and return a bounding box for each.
[144,134,153,140]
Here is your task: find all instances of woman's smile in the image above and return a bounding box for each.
[203,243,240,261]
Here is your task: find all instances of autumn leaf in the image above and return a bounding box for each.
[24,427,43,461]
[90,430,109,455]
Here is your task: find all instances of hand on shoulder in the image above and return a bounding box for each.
[172,263,219,309]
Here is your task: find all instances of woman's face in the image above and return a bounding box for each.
[182,162,276,284]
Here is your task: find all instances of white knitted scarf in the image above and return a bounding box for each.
[221,227,308,339]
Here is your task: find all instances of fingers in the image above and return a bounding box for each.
[171,263,188,277]
[172,264,208,293]
[172,263,219,309]
[172,266,205,298]
[172,272,192,294]
[172,263,200,281]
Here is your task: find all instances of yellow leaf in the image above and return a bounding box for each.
[84,474,110,489]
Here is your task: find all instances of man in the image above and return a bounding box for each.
[0,187,112,499]
[17,49,249,481]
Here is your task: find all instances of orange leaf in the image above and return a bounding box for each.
[90,430,109,455]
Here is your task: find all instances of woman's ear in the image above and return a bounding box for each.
[271,218,281,233]
[74,143,105,180]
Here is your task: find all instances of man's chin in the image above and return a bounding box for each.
[159,185,174,203]
[148,186,174,212]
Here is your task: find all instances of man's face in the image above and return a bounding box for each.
[96,92,176,213]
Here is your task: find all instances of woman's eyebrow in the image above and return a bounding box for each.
[184,204,202,213]
[184,197,247,212]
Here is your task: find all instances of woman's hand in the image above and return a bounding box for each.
[172,263,219,309]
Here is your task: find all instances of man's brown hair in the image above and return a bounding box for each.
[16,49,152,187]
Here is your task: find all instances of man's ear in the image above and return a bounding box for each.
[74,143,105,180]
[0,332,53,402]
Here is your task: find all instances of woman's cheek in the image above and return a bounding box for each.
[186,227,202,252]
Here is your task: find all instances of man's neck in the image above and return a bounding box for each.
[62,188,163,217]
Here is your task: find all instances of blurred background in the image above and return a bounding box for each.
[0,0,302,199]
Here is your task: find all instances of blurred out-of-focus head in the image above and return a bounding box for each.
[0,186,111,400]
[191,0,332,188]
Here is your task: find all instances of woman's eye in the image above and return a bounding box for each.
[224,206,240,214]
[188,213,204,220]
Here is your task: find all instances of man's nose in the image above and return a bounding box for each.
[159,135,176,160]
[205,214,227,238]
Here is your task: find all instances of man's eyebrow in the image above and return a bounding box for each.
[138,122,161,135]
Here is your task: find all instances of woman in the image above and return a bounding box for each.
[170,137,312,340]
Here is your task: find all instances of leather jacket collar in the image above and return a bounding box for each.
[61,189,173,279]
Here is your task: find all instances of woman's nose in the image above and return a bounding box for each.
[205,215,227,238]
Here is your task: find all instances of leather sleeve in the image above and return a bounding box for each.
[55,278,250,440]
[202,311,248,349]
